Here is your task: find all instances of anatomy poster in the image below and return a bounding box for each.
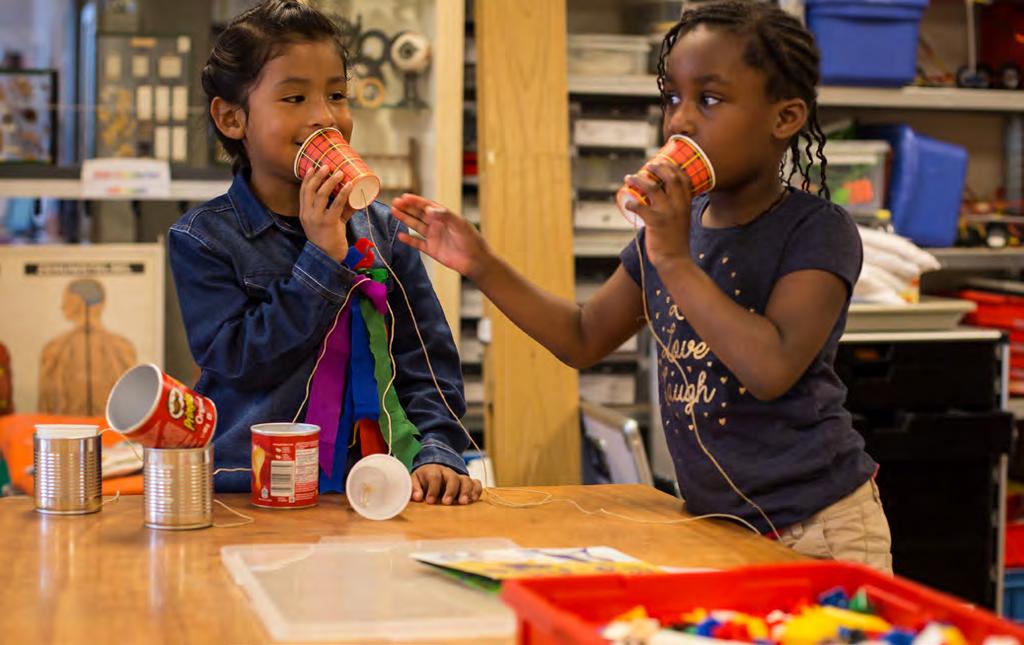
[0,245,164,415]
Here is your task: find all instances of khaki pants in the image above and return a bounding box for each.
[776,479,893,574]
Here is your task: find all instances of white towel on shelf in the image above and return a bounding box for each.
[853,227,942,305]
[859,226,941,273]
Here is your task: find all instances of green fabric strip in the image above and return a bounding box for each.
[360,296,422,469]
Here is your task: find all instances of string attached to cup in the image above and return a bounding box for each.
[619,141,779,537]
[369,203,767,536]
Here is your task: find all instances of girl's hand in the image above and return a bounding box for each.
[622,158,695,269]
[411,464,483,505]
[299,164,357,263]
[391,194,492,281]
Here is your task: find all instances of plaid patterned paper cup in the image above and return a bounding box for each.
[616,135,716,225]
[294,127,382,210]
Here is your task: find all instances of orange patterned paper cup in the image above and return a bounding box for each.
[617,135,716,225]
[294,127,381,210]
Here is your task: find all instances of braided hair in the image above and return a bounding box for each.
[202,0,349,173]
[656,0,829,198]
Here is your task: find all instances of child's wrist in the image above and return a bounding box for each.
[465,247,496,284]
[653,253,696,276]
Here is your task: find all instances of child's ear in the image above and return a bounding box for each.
[210,97,246,141]
[772,98,808,142]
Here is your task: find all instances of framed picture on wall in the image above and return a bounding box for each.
[0,69,57,164]
[0,244,164,416]
[94,34,191,163]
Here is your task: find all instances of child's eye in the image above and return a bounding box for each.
[283,95,305,104]
[701,94,721,108]
[662,92,681,107]
[329,92,347,102]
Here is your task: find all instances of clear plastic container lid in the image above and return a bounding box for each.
[221,536,517,642]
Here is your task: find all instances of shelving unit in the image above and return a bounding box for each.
[568,75,1024,113]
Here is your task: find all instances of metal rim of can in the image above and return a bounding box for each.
[252,423,320,437]
[34,424,100,439]
[144,446,213,455]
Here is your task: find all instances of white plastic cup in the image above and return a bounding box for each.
[345,454,412,521]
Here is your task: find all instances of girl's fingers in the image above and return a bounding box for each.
[391,205,428,235]
[391,193,433,220]
[624,171,661,199]
[299,164,327,206]
[317,168,346,202]
[645,160,692,204]
[328,179,355,219]
[396,230,427,251]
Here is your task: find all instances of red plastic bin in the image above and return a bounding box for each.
[961,290,1024,331]
[500,561,1024,645]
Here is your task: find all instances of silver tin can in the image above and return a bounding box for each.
[34,425,102,515]
[143,444,213,530]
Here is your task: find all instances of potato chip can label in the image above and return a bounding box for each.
[251,423,319,509]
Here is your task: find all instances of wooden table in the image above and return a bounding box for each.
[0,484,801,643]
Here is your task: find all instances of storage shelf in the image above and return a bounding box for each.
[574,229,637,257]
[568,75,1024,113]
[0,166,233,201]
[928,247,1024,271]
[0,177,231,201]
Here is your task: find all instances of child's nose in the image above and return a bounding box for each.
[308,97,336,128]
[664,102,697,139]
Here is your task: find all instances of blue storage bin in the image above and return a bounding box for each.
[1006,569,1024,622]
[860,124,967,248]
[807,0,929,86]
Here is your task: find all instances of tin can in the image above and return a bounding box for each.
[143,444,213,530]
[293,127,381,210]
[617,134,716,225]
[33,425,102,515]
[251,423,320,509]
[106,363,216,449]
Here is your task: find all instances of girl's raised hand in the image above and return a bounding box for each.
[391,194,492,280]
[622,159,695,268]
[299,164,357,263]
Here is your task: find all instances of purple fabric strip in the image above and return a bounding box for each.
[304,275,387,477]
[359,278,387,314]
[307,304,352,476]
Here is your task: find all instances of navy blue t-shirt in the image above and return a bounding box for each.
[621,189,876,533]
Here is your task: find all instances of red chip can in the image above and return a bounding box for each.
[251,423,320,509]
[106,364,216,449]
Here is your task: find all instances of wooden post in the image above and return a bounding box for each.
[427,0,466,343]
[475,0,580,486]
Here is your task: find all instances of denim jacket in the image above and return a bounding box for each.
[168,173,468,492]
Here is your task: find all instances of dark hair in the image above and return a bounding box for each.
[202,0,349,173]
[657,0,829,199]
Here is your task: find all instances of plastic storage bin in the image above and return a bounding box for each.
[1006,568,1024,622]
[221,537,517,642]
[573,152,646,192]
[567,34,651,76]
[501,562,1024,645]
[806,0,929,86]
[799,139,890,214]
[861,124,967,248]
[573,118,657,149]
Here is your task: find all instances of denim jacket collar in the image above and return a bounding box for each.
[226,172,280,240]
